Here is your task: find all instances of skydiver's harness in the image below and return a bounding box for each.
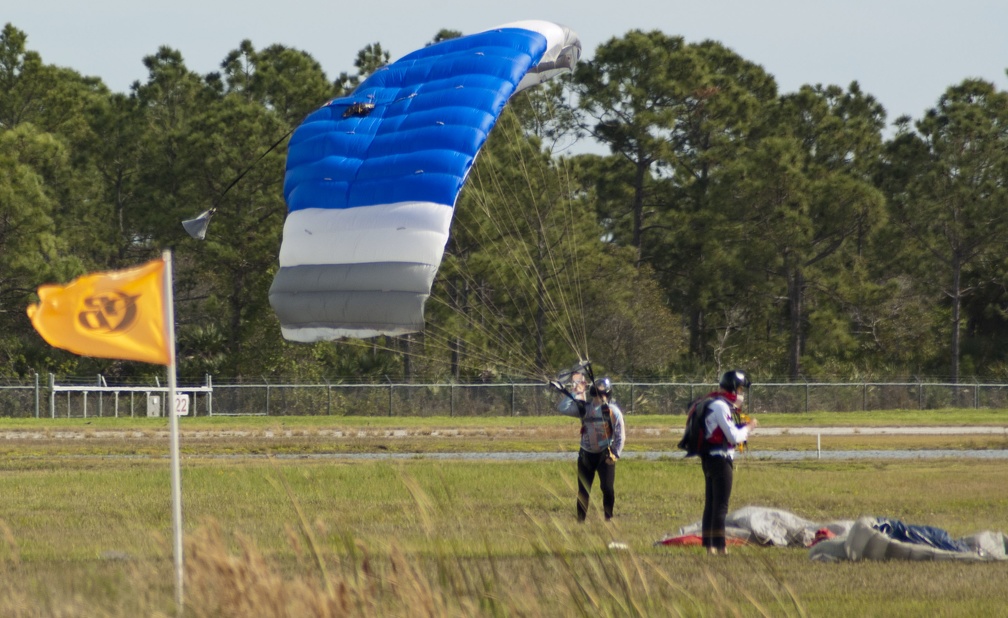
[553,365,616,449]
[576,399,616,447]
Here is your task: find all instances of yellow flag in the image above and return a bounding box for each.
[27,257,171,365]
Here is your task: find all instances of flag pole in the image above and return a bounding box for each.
[163,249,184,609]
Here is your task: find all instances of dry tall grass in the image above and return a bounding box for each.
[178,518,808,618]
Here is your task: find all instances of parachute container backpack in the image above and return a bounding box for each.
[678,397,713,457]
[270,21,582,342]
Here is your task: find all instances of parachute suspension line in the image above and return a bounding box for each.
[538,144,591,362]
[433,150,549,379]
[411,145,552,379]
[326,142,586,383]
[509,85,593,363]
[182,127,295,240]
[325,333,522,382]
[509,109,589,368]
[437,106,588,380]
[471,159,559,376]
[567,170,591,360]
[491,105,590,364]
[340,96,592,384]
[426,189,546,379]
[523,149,587,363]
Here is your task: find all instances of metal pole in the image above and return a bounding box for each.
[163,250,184,611]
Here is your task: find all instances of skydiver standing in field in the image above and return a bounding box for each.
[698,370,757,554]
[552,371,625,521]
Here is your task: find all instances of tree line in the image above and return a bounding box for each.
[1,23,1006,385]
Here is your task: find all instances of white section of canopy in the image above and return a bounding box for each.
[493,20,581,92]
[278,203,453,268]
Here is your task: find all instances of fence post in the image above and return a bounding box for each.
[47,373,56,418]
[34,372,40,419]
[207,374,213,416]
[97,374,104,417]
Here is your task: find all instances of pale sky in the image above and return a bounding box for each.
[8,0,1008,133]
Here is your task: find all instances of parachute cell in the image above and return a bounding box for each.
[269,20,581,342]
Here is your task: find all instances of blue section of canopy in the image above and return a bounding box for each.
[283,27,549,213]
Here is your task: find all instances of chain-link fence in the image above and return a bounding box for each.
[2,375,1008,418]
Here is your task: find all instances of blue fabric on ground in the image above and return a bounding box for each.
[874,518,971,552]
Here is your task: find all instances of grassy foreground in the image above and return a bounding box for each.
[0,411,1006,616]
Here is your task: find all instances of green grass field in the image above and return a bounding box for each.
[0,411,1006,616]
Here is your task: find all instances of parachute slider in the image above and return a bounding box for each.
[343,102,376,118]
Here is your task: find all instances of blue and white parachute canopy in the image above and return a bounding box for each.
[269,21,581,342]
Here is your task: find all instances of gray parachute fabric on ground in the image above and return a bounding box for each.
[661,506,1008,562]
[810,517,1008,562]
[670,505,853,547]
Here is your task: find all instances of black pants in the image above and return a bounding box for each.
[701,454,734,550]
[577,448,616,521]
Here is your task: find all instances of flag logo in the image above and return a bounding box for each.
[79,291,142,333]
[27,257,171,365]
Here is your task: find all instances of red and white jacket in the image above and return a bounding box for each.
[703,395,750,460]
